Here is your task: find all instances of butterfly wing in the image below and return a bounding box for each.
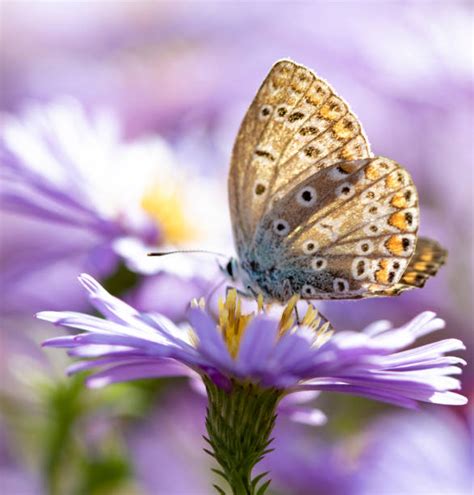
[253,156,446,300]
[371,237,447,296]
[228,59,371,259]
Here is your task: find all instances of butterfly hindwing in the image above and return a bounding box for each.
[253,157,422,299]
[228,59,371,258]
[365,237,448,297]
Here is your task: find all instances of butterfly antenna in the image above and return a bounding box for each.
[147,249,228,259]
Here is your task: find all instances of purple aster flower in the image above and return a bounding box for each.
[39,274,466,409]
[38,274,466,494]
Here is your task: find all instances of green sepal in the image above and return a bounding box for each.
[203,377,282,495]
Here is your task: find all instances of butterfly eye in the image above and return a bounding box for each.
[296,186,317,207]
[225,260,234,278]
[273,219,290,236]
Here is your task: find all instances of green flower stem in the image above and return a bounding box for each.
[204,377,282,495]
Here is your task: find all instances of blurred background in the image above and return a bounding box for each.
[1,2,472,494]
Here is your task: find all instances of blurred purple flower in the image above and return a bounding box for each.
[128,388,212,495]
[262,418,354,495]
[356,410,473,495]
[0,99,227,314]
[0,423,41,495]
[39,274,466,410]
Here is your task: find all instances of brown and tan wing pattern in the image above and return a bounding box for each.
[369,237,448,297]
[253,157,429,299]
[228,59,371,255]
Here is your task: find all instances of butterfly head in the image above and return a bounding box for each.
[219,256,264,299]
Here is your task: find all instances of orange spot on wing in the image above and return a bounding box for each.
[319,102,342,121]
[414,262,429,271]
[401,270,427,286]
[419,250,435,262]
[375,259,391,284]
[385,235,405,255]
[305,88,325,106]
[390,192,408,209]
[385,173,399,188]
[333,119,355,140]
[388,212,409,230]
[365,164,380,181]
[340,147,355,160]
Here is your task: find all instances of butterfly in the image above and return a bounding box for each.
[225,59,447,303]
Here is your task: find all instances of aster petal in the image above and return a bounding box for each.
[187,307,233,370]
[37,310,170,346]
[67,344,134,358]
[42,336,78,348]
[380,339,466,368]
[367,312,443,350]
[79,274,164,337]
[427,391,468,405]
[86,360,189,388]
[297,382,420,409]
[386,356,467,371]
[362,319,392,336]
[236,316,278,375]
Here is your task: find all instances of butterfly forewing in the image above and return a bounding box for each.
[228,59,371,257]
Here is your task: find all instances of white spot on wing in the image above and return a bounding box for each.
[352,257,370,280]
[302,239,319,254]
[296,186,317,207]
[312,257,327,271]
[356,239,374,255]
[301,284,317,297]
[333,278,349,293]
[335,182,355,199]
[273,218,290,236]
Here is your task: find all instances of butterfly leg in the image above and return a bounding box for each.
[294,305,301,325]
[225,285,255,299]
[314,306,333,329]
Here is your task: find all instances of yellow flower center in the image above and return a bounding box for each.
[212,289,333,359]
[141,181,196,245]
